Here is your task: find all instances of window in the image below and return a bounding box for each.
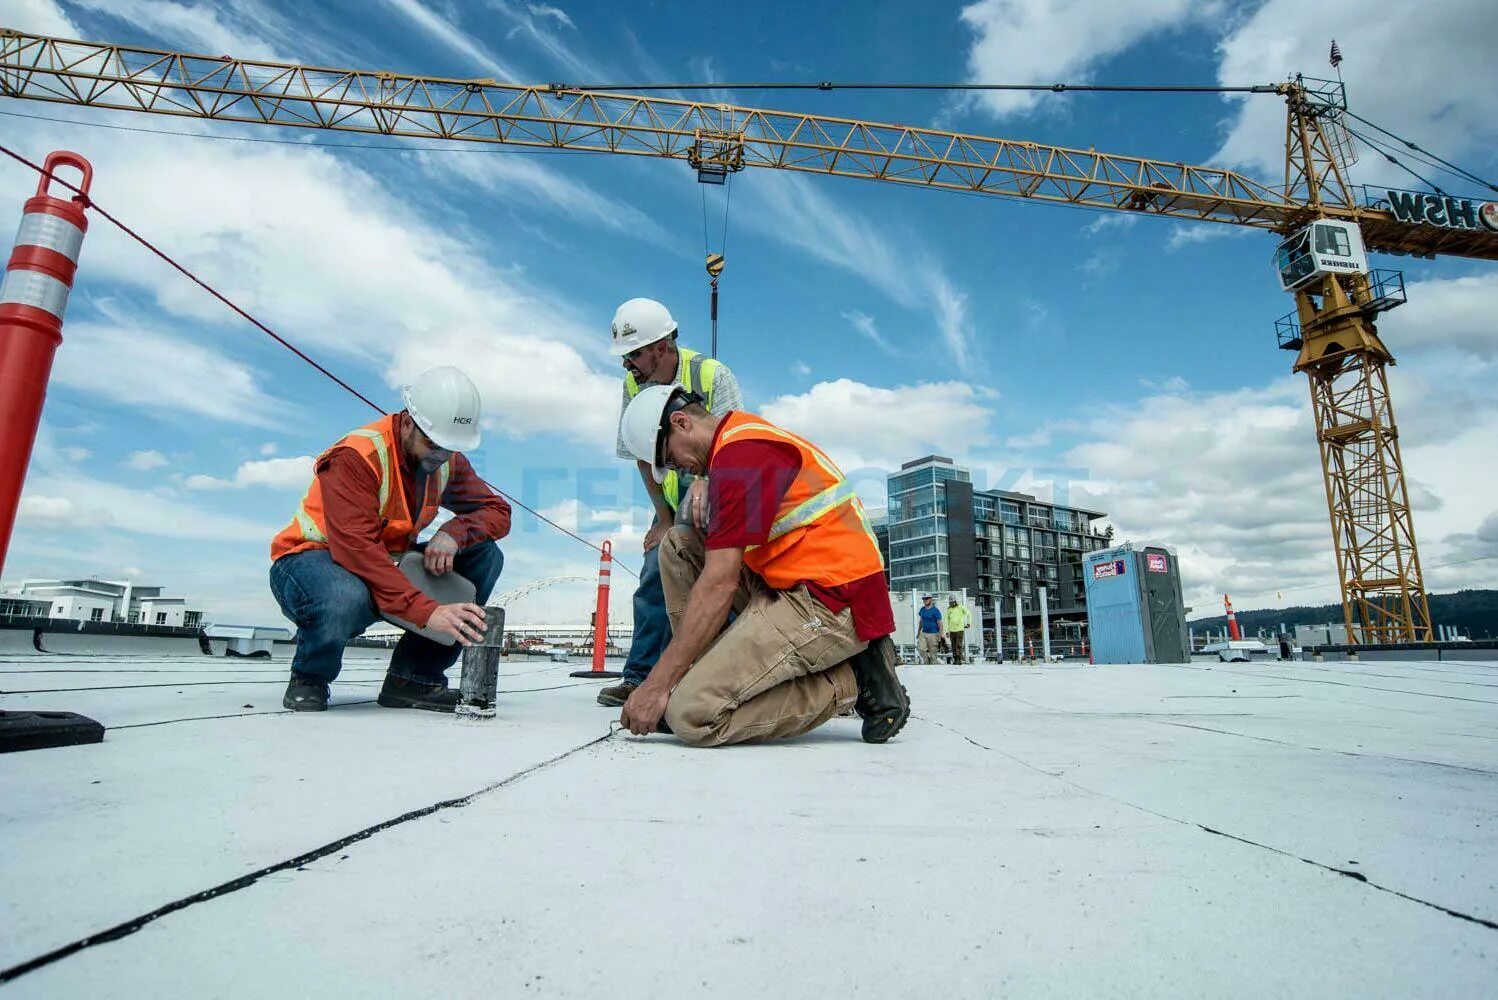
[1000,501,1020,524]
[1315,222,1352,257]
[54,605,65,615]
[90,607,104,621]
[155,612,167,624]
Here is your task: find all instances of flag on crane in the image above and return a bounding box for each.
[1329,40,1343,68]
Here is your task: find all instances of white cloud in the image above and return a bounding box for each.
[62,447,91,462]
[378,0,523,79]
[959,0,1212,117]
[1164,223,1252,252]
[185,455,314,491]
[1083,214,1138,236]
[18,472,279,542]
[840,310,896,354]
[740,174,979,367]
[259,443,278,456]
[1212,0,1498,186]
[126,450,170,471]
[423,152,673,246]
[50,320,288,429]
[68,0,291,62]
[761,379,997,472]
[6,0,77,35]
[1379,273,1498,360]
[526,3,575,29]
[791,360,812,377]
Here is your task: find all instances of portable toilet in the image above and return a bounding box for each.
[1083,543,1189,664]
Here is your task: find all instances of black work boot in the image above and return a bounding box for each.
[848,636,910,744]
[283,674,330,712]
[596,680,637,707]
[377,675,462,713]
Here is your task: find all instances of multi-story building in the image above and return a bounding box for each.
[0,578,204,628]
[885,456,1113,655]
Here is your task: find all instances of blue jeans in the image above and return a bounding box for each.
[621,545,670,686]
[269,542,504,686]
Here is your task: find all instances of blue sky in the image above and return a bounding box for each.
[2,0,1496,626]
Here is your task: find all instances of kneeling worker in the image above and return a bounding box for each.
[269,366,510,712]
[616,385,910,746]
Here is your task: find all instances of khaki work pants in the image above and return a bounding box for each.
[917,631,941,665]
[658,527,864,747]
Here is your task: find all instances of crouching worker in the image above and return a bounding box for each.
[616,385,910,746]
[269,367,509,712]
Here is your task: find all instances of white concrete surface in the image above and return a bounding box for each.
[2,652,1495,997]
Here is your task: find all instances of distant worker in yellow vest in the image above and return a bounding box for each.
[946,596,971,664]
[597,297,743,709]
[269,367,510,713]
[615,385,909,746]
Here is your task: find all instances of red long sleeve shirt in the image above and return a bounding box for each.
[319,446,510,627]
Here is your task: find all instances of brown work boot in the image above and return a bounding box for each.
[596,680,637,707]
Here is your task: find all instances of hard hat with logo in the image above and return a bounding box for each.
[609,297,678,357]
[401,366,482,451]
[620,383,694,483]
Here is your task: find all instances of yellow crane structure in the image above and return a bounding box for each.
[4,29,1496,643]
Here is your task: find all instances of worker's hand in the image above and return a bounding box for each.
[619,678,671,736]
[427,602,486,646]
[683,478,710,532]
[642,517,667,553]
[423,532,460,576]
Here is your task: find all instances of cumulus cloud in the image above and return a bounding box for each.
[761,379,997,472]
[959,0,1214,117]
[126,450,170,471]
[184,456,314,491]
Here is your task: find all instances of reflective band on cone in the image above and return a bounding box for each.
[0,151,92,575]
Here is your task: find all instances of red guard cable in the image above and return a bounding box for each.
[0,141,638,579]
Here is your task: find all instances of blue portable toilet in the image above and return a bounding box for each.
[1083,543,1189,664]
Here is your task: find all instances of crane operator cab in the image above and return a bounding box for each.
[1274,219,1370,291]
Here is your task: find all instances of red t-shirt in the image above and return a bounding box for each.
[705,426,894,641]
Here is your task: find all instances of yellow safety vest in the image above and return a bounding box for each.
[625,347,721,510]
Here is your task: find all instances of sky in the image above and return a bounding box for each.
[1,0,1496,629]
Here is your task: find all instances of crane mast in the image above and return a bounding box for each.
[4,30,1492,643]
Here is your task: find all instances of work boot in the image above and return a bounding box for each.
[848,637,910,744]
[596,680,638,707]
[377,675,462,713]
[283,674,329,712]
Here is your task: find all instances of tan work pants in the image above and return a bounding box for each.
[658,527,863,747]
[917,631,941,664]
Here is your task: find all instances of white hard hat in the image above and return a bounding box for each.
[401,366,482,451]
[609,297,678,357]
[621,383,689,483]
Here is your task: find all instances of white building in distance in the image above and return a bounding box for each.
[0,578,204,628]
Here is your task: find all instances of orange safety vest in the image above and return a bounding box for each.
[270,414,451,562]
[712,411,883,590]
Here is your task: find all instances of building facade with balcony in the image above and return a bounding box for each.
[885,456,1113,655]
[0,578,204,628]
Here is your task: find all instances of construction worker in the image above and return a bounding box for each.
[917,595,942,664]
[269,367,509,713]
[946,596,971,664]
[596,297,743,709]
[614,385,909,746]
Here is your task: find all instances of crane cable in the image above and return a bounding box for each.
[699,173,733,358]
[0,140,639,579]
[1341,109,1498,195]
[1342,124,1449,198]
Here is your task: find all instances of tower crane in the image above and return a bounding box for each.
[4,29,1496,643]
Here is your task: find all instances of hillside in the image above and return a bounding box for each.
[1188,589,1498,640]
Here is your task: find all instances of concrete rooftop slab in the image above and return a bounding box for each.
[2,650,1495,997]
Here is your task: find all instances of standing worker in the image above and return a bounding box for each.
[615,386,909,746]
[269,367,509,713]
[946,596,971,664]
[596,297,743,709]
[917,595,943,665]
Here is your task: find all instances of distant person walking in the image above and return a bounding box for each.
[917,595,942,665]
[946,596,971,664]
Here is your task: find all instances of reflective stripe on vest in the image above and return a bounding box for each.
[767,478,858,542]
